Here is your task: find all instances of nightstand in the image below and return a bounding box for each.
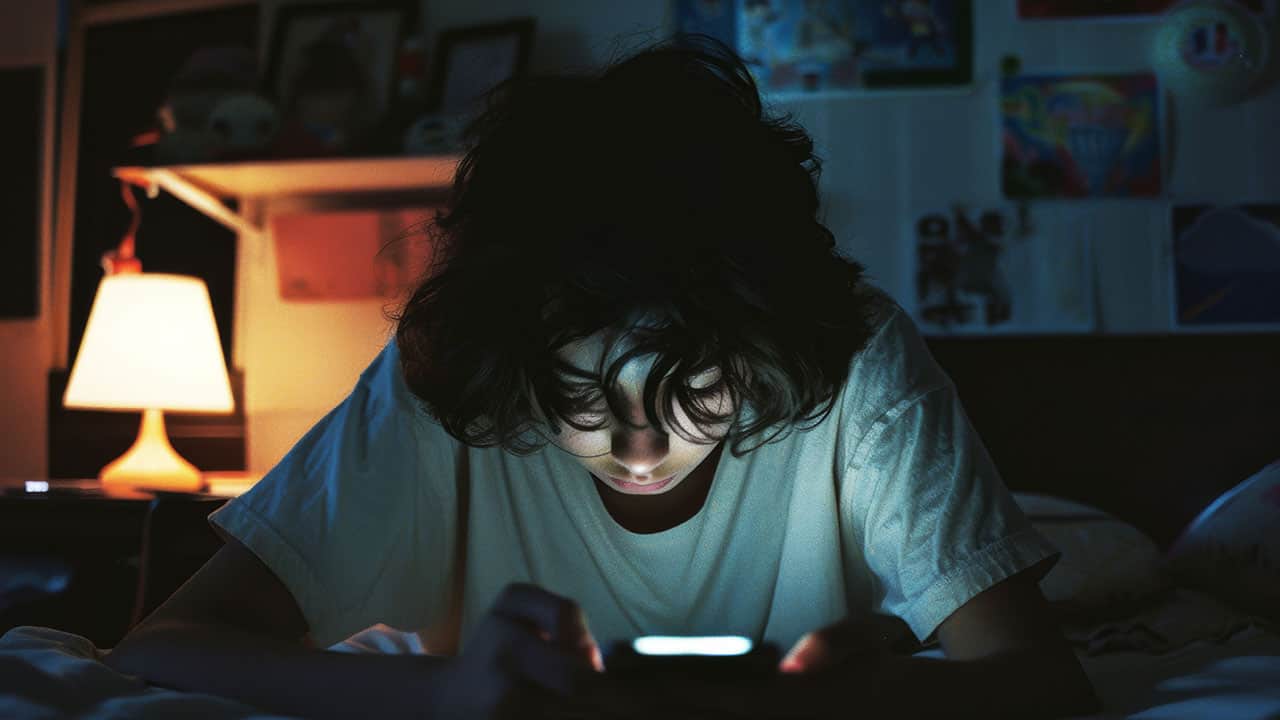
[0,477,251,647]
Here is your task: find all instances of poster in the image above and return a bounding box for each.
[273,209,433,302]
[1017,0,1267,20]
[1001,73,1162,198]
[674,0,972,94]
[1172,204,1280,329]
[913,205,1095,334]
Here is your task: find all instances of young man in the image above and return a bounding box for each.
[106,35,1099,719]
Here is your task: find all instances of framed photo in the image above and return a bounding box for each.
[264,0,416,154]
[424,18,536,116]
[675,0,972,95]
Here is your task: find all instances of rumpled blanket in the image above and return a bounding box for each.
[0,625,290,719]
[1063,587,1279,656]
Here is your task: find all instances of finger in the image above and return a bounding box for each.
[782,614,912,674]
[493,583,600,665]
[779,632,826,673]
[496,619,598,697]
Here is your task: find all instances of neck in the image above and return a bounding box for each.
[593,442,724,534]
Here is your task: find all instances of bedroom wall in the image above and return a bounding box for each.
[234,0,1279,472]
[0,0,58,479]
[414,0,1279,330]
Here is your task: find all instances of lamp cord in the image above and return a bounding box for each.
[102,180,143,276]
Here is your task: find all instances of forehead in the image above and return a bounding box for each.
[557,327,659,388]
[557,307,666,370]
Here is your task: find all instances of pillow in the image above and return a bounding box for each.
[1167,460,1280,622]
[1013,493,1167,618]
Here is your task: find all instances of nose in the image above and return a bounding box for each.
[611,424,669,479]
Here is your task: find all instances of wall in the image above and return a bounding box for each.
[233,0,1277,471]
[412,1,1277,333]
[0,1,58,478]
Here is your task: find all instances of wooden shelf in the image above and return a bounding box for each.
[116,154,461,199]
[112,154,463,236]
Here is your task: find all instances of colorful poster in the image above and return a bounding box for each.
[913,205,1095,334]
[674,0,972,94]
[1001,73,1162,198]
[1172,204,1280,329]
[1017,0,1266,20]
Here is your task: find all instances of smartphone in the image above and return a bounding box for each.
[605,635,779,682]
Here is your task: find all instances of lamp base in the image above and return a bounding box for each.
[100,408,206,493]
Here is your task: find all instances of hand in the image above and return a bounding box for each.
[433,583,604,719]
[779,614,914,674]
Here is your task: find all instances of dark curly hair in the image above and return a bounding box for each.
[393,34,878,458]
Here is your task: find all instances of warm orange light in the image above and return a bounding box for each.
[64,274,234,492]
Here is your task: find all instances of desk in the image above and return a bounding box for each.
[0,478,249,647]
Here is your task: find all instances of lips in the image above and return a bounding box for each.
[608,474,675,494]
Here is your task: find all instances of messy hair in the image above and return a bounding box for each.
[393,34,877,457]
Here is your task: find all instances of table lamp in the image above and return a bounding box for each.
[63,273,234,493]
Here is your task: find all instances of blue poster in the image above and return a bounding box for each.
[674,0,971,93]
[1173,204,1280,328]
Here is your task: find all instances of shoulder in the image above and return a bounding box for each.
[837,284,953,431]
[343,338,462,465]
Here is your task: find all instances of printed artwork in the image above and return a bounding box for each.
[273,209,433,302]
[674,0,972,93]
[1017,0,1266,19]
[914,205,1095,334]
[1172,204,1280,328]
[1001,73,1162,198]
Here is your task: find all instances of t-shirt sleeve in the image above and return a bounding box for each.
[208,339,460,649]
[841,301,1060,643]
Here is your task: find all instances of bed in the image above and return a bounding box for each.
[2,332,1278,718]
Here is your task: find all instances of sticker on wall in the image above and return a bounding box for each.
[1151,0,1272,106]
[272,208,433,302]
[913,204,1096,334]
[1172,204,1280,330]
[1001,73,1163,198]
[674,0,973,94]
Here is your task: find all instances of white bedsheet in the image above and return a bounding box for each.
[1076,625,1280,720]
[0,626,289,719]
[2,610,1278,719]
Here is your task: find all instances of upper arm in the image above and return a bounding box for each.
[137,534,310,645]
[934,561,1066,661]
[934,562,1101,715]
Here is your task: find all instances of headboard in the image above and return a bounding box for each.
[926,333,1280,549]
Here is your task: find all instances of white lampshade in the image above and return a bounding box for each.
[65,273,234,413]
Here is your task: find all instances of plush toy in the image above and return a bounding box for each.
[402,113,464,155]
[154,46,261,163]
[207,93,280,159]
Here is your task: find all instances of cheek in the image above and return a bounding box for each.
[668,390,735,440]
[552,426,610,456]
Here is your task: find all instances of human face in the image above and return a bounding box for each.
[542,328,734,497]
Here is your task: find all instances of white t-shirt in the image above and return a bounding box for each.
[210,292,1059,655]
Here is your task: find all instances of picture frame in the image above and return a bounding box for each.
[264,0,416,154]
[857,0,973,89]
[423,18,536,116]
